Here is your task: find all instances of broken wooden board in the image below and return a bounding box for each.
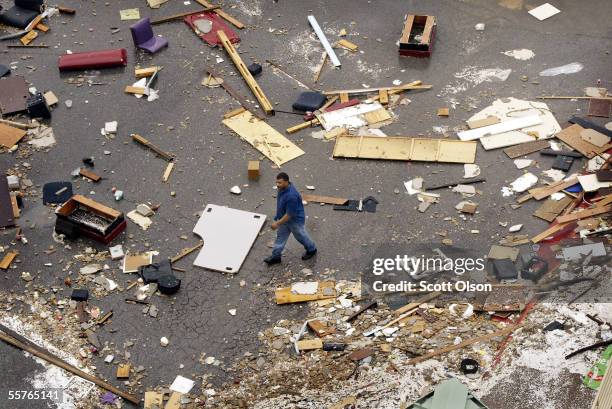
[164,392,182,409]
[458,115,542,141]
[116,364,130,379]
[79,168,101,182]
[135,66,161,78]
[302,194,348,205]
[144,391,164,409]
[275,281,336,304]
[192,204,266,274]
[467,116,500,129]
[335,39,358,51]
[162,162,174,182]
[529,177,579,200]
[556,205,611,224]
[122,252,153,273]
[556,124,612,158]
[0,251,18,270]
[503,139,550,159]
[0,76,29,115]
[332,135,477,163]
[533,196,573,222]
[308,320,335,337]
[218,30,273,115]
[296,338,323,351]
[222,109,304,166]
[0,123,27,148]
[124,86,147,95]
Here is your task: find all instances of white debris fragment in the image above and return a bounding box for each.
[509,224,523,232]
[306,185,316,190]
[136,203,154,217]
[463,164,481,178]
[539,62,583,77]
[170,375,195,394]
[291,282,318,295]
[104,121,118,134]
[228,309,237,316]
[502,49,535,60]
[509,172,538,193]
[127,210,152,230]
[160,337,169,347]
[514,159,533,169]
[230,185,242,195]
[452,184,476,197]
[109,245,124,260]
[474,23,485,31]
[404,178,424,195]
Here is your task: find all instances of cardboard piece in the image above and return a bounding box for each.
[0,76,29,115]
[222,109,304,166]
[0,123,27,148]
[122,253,153,273]
[533,196,573,222]
[192,204,266,273]
[487,245,519,261]
[332,135,477,163]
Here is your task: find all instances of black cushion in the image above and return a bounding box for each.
[0,6,39,29]
[292,92,326,112]
[43,181,73,204]
[15,0,44,11]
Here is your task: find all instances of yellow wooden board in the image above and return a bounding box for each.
[332,135,476,163]
[275,281,336,304]
[144,391,163,409]
[296,338,323,351]
[222,109,305,166]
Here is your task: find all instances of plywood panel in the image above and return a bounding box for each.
[222,109,304,166]
[533,196,573,222]
[193,204,266,273]
[556,124,612,158]
[0,124,27,148]
[332,135,476,163]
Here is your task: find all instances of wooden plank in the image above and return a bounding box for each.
[556,124,612,158]
[533,196,573,222]
[467,116,500,129]
[274,281,336,304]
[313,52,327,83]
[393,292,441,316]
[529,177,579,200]
[79,168,101,182]
[302,194,348,205]
[164,392,182,409]
[0,251,18,270]
[10,193,19,218]
[286,119,319,134]
[194,0,245,28]
[20,31,38,46]
[222,109,304,166]
[0,123,27,148]
[324,84,431,96]
[406,325,521,365]
[124,86,146,95]
[71,195,122,219]
[247,160,260,180]
[556,205,611,224]
[308,320,335,337]
[217,30,274,115]
[379,89,389,105]
[0,331,139,404]
[135,66,161,78]
[420,16,436,45]
[170,242,203,264]
[144,391,163,409]
[503,139,550,159]
[339,92,349,103]
[35,23,49,32]
[399,14,415,44]
[437,107,449,116]
[296,338,323,351]
[162,162,174,182]
[531,222,570,243]
[332,135,476,163]
[205,66,265,120]
[132,134,175,161]
[335,39,358,52]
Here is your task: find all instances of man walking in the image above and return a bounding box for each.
[264,172,317,265]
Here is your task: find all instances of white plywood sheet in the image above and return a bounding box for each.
[457,115,542,141]
[317,102,384,131]
[480,131,536,150]
[193,204,266,273]
[528,3,560,21]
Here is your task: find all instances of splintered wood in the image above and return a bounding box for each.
[222,109,304,166]
[275,281,337,304]
[332,135,477,163]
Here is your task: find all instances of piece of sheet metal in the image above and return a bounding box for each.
[307,15,341,67]
[192,204,266,273]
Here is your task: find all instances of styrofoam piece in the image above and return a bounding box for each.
[457,115,542,141]
[307,15,341,67]
[562,243,606,260]
[577,174,612,192]
[192,204,266,273]
[528,3,560,21]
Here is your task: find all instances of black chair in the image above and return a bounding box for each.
[0,0,45,29]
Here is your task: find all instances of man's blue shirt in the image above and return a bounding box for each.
[275,183,305,224]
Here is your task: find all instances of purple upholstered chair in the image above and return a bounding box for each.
[129,18,168,54]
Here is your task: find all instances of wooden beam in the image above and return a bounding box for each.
[556,205,611,224]
[205,66,265,120]
[301,194,348,205]
[217,30,274,115]
[323,83,430,96]
[194,0,244,29]
[531,222,571,243]
[170,242,203,264]
[313,51,327,83]
[132,134,175,161]
[0,251,18,270]
[135,66,161,78]
[529,178,578,200]
[0,331,139,404]
[407,325,521,365]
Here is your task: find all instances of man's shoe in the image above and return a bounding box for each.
[264,256,281,265]
[301,249,317,260]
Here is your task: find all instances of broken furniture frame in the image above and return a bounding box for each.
[399,14,436,57]
[55,195,126,244]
